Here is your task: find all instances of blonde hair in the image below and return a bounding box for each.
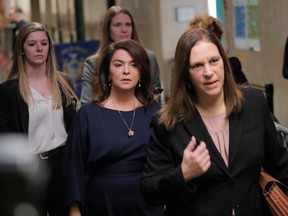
[7,22,77,108]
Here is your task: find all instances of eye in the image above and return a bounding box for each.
[27,42,35,47]
[210,57,219,65]
[125,23,132,27]
[42,41,48,46]
[190,64,203,71]
[114,62,123,67]
[130,63,137,68]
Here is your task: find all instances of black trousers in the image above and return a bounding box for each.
[39,149,68,216]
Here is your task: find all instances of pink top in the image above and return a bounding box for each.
[202,113,229,166]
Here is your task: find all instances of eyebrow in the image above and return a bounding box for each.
[112,59,135,63]
[26,39,49,43]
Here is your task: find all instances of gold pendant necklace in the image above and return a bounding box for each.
[111,99,136,137]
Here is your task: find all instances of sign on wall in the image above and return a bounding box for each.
[233,0,260,51]
[54,40,100,98]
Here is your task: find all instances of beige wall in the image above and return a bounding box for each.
[225,0,288,126]
[83,0,107,40]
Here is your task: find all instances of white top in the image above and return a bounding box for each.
[28,87,67,154]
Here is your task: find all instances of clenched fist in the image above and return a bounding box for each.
[181,136,211,182]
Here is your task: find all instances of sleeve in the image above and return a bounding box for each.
[80,57,97,105]
[140,117,196,205]
[0,82,11,132]
[63,100,77,133]
[147,50,162,91]
[63,107,89,208]
[257,89,288,184]
[282,37,288,79]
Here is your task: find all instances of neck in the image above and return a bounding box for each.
[109,98,137,111]
[25,63,47,79]
[196,94,226,117]
[108,90,138,110]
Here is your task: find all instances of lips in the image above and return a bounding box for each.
[204,80,218,88]
[121,78,131,82]
[119,36,130,40]
[204,80,217,85]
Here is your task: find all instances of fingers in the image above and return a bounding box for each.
[191,141,211,170]
[184,136,197,152]
[181,138,211,181]
[193,141,209,158]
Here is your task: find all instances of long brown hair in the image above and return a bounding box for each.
[93,39,153,107]
[159,28,244,130]
[90,6,140,62]
[7,22,77,108]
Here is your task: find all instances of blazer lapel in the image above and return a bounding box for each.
[15,86,29,133]
[228,112,243,169]
[183,110,229,175]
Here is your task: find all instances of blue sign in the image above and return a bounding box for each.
[54,40,100,98]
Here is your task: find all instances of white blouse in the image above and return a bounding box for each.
[28,87,67,154]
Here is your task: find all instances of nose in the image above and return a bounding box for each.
[121,25,128,32]
[123,64,130,74]
[36,43,43,51]
[203,64,213,77]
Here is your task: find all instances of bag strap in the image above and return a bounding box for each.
[260,170,288,194]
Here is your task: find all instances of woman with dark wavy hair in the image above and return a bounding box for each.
[64,39,164,216]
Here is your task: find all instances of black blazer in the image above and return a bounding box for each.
[0,79,76,134]
[141,88,288,216]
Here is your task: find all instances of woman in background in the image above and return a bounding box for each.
[80,5,162,105]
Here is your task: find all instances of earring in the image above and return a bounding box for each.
[138,79,141,87]
[108,78,111,86]
[21,52,24,56]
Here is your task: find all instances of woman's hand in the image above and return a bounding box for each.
[181,136,211,182]
[70,202,81,216]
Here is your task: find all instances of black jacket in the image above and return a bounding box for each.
[0,79,75,134]
[141,88,288,216]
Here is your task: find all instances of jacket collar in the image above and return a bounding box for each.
[14,82,29,133]
[183,109,243,175]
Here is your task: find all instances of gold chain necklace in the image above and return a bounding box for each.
[111,99,136,137]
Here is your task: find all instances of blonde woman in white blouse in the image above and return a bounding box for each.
[0,22,77,216]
